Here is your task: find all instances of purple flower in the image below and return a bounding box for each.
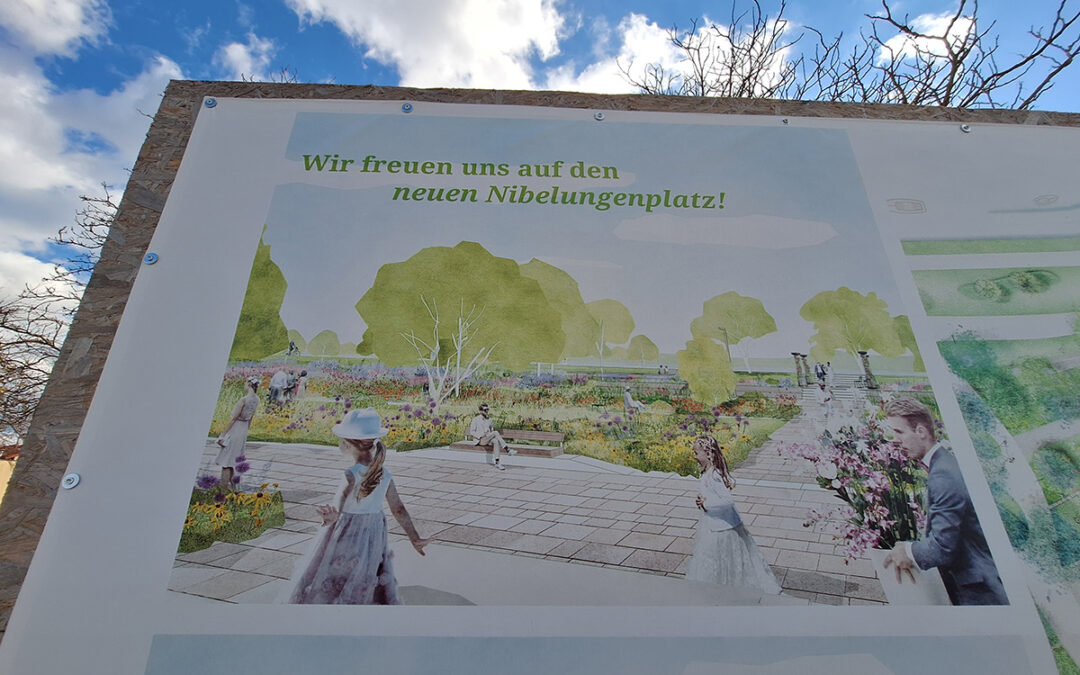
[231,476,241,485]
[196,475,220,489]
[402,404,412,412]
[345,400,352,409]
[431,417,442,426]
[236,462,251,474]
[213,492,227,503]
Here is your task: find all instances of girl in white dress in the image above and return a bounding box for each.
[216,376,260,488]
[685,435,782,594]
[288,408,430,604]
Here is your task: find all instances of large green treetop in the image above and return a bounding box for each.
[229,228,289,361]
[678,336,737,404]
[689,291,777,343]
[355,241,565,370]
[800,287,903,362]
[519,258,601,359]
[586,299,635,346]
[893,315,925,372]
[308,329,341,356]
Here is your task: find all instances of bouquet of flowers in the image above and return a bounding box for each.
[781,416,927,559]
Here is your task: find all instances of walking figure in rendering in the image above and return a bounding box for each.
[287,408,429,604]
[686,436,781,594]
[816,381,833,420]
[216,376,260,489]
[469,403,514,470]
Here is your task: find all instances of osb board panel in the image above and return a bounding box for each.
[0,80,1077,635]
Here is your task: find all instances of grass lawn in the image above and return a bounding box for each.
[902,235,1080,256]
[913,266,1080,316]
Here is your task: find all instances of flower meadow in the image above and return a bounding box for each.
[209,362,802,475]
[179,471,285,553]
[780,416,927,560]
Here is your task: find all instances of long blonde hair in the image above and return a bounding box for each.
[698,435,735,490]
[344,438,387,501]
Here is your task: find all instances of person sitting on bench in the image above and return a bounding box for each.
[624,386,647,414]
[468,403,515,470]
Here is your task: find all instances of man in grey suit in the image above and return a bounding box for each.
[882,398,1008,605]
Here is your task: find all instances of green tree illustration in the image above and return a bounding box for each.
[586,299,634,372]
[800,287,903,362]
[677,336,737,404]
[229,228,289,361]
[519,258,602,359]
[308,329,341,356]
[355,241,564,370]
[689,291,777,372]
[893,315,925,372]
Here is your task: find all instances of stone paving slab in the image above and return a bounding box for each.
[169,418,887,606]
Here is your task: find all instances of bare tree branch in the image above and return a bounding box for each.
[0,185,115,448]
[623,0,1080,110]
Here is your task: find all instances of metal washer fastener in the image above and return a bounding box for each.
[205,98,217,108]
[144,252,159,265]
[960,124,972,133]
[594,112,605,121]
[402,103,413,113]
[61,473,80,489]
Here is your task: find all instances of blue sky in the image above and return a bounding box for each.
[0,0,1077,298]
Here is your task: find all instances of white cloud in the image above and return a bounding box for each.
[614,213,838,249]
[286,0,564,88]
[0,46,181,289]
[0,0,111,56]
[215,32,276,81]
[543,13,793,97]
[0,251,61,299]
[543,13,679,93]
[879,11,975,63]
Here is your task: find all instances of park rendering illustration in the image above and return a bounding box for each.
[168,232,962,608]
[165,111,1010,610]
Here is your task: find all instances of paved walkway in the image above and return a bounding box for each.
[169,401,886,606]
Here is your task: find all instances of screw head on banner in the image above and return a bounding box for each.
[593,112,605,121]
[61,473,81,489]
[402,103,413,113]
[960,124,972,133]
[143,252,159,265]
[205,98,217,108]
[782,118,789,124]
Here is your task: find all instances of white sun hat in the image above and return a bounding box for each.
[333,407,389,439]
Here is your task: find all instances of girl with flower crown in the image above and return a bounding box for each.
[287,408,430,604]
[686,435,782,594]
[215,376,260,488]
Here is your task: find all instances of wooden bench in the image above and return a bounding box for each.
[449,429,564,458]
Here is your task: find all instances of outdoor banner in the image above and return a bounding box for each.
[1,97,1078,674]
